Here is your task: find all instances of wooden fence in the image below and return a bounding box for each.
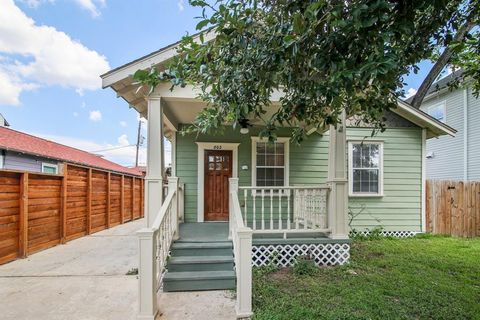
[426,180,480,237]
[0,164,144,265]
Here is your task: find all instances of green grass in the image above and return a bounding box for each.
[253,235,480,320]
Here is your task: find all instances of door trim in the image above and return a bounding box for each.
[196,142,239,222]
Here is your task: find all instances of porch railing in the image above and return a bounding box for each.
[137,177,180,320]
[238,185,331,238]
[229,178,253,319]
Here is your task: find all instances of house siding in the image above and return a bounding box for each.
[421,89,465,180]
[176,125,423,232]
[466,88,480,180]
[2,150,58,173]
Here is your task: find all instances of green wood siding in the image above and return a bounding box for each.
[176,125,422,231]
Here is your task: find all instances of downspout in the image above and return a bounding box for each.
[463,88,468,181]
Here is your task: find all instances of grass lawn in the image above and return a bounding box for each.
[252,235,480,320]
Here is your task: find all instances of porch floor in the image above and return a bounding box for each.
[177,222,349,245]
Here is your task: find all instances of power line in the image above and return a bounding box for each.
[90,144,136,153]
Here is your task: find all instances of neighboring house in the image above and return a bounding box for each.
[415,71,480,181]
[0,124,142,177]
[101,39,455,319]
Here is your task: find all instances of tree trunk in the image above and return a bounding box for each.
[410,18,476,109]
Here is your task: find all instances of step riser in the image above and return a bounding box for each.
[168,262,234,272]
[171,248,232,256]
[164,279,235,292]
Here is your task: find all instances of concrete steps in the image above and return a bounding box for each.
[164,240,235,292]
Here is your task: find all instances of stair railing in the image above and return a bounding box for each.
[229,178,253,319]
[137,177,179,320]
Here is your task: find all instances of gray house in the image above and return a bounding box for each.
[417,71,480,181]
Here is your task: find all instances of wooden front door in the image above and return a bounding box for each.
[204,150,232,221]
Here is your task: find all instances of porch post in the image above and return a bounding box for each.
[137,228,158,320]
[229,178,239,240]
[327,110,349,239]
[168,176,180,240]
[145,96,164,227]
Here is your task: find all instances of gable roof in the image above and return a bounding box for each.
[101,35,456,139]
[0,127,142,176]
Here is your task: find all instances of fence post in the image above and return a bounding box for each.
[132,177,136,219]
[121,175,125,223]
[229,178,239,240]
[107,172,111,228]
[236,227,253,318]
[87,168,92,235]
[137,228,158,320]
[61,165,68,243]
[19,172,29,258]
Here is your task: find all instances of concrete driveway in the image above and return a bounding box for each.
[0,218,236,320]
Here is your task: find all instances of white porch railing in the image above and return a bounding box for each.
[238,185,331,238]
[229,178,253,319]
[137,177,180,320]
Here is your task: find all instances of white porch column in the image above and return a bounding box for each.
[228,178,239,240]
[137,228,158,320]
[145,96,164,226]
[168,176,180,240]
[327,110,349,239]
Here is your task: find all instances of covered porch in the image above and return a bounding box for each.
[102,61,350,320]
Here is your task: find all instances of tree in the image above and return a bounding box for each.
[410,1,479,108]
[134,0,479,142]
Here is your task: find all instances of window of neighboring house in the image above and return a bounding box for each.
[348,141,383,196]
[252,137,289,187]
[42,163,58,174]
[0,151,4,169]
[427,102,446,123]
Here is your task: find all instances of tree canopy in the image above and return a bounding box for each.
[134,0,479,142]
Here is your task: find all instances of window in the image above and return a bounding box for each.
[348,141,383,196]
[42,163,58,174]
[252,137,289,187]
[427,102,446,123]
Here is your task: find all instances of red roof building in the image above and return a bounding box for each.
[0,126,142,176]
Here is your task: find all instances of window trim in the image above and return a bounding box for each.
[41,162,58,174]
[348,141,384,197]
[251,137,290,188]
[426,101,446,123]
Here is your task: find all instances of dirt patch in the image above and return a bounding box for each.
[269,267,292,282]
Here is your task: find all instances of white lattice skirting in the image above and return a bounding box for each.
[252,243,350,267]
[358,230,420,238]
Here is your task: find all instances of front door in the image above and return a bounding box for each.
[204,150,232,221]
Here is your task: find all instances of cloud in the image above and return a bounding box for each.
[119,121,127,127]
[74,0,106,18]
[89,110,102,121]
[18,0,55,8]
[117,133,129,146]
[0,0,110,106]
[177,0,185,11]
[404,87,417,99]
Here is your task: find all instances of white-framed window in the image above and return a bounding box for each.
[427,101,446,123]
[251,137,289,187]
[348,141,383,197]
[42,163,58,174]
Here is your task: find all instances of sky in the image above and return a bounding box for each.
[0,0,444,168]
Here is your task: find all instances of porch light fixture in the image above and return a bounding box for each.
[239,118,250,135]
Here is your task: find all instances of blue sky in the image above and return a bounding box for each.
[0,0,436,167]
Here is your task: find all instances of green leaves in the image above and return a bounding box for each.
[133,0,477,143]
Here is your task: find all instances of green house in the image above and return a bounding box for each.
[102,38,455,320]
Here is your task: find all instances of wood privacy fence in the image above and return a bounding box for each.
[0,164,144,265]
[426,180,480,237]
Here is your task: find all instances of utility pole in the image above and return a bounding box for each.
[135,119,142,167]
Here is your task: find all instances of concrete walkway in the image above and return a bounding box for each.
[0,219,236,320]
